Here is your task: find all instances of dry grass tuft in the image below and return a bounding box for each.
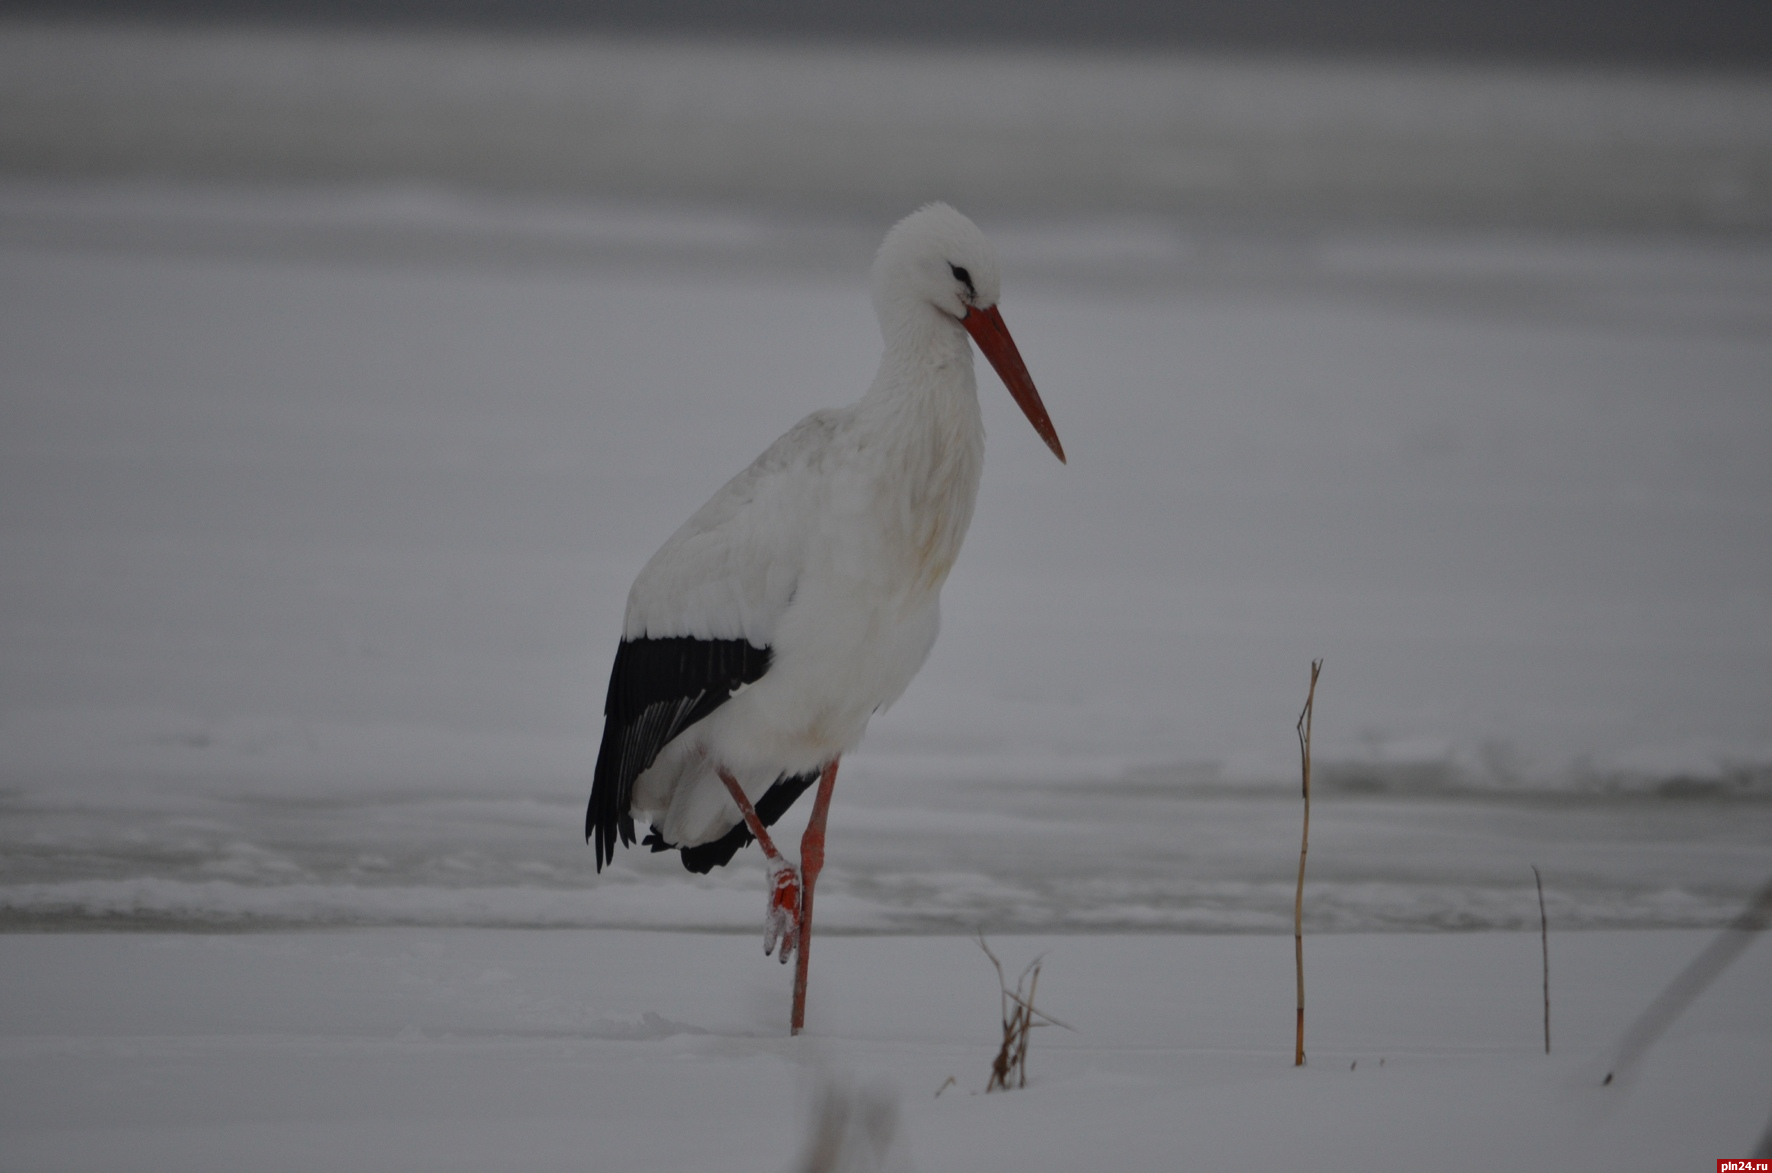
[978,933,1072,1092]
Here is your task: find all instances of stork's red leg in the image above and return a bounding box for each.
[717,766,783,859]
[718,767,801,962]
[791,757,841,1036]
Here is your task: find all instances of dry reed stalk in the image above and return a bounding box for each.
[1533,864,1550,1054]
[1294,658,1322,1067]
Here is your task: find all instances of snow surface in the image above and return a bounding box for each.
[3,929,1769,1171]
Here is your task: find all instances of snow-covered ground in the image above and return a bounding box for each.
[3,928,1769,1171]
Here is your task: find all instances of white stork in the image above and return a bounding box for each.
[586,203,1064,1034]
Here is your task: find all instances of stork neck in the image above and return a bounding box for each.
[852,304,986,595]
[869,303,976,405]
[862,319,979,449]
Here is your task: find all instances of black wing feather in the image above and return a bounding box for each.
[586,636,770,870]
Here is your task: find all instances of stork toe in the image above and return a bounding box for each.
[764,859,802,963]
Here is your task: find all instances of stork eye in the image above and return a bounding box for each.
[949,264,975,295]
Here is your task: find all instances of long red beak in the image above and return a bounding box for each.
[962,304,1066,463]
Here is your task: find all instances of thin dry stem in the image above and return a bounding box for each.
[1533,864,1550,1054]
[1013,965,1038,1086]
[1294,658,1321,1067]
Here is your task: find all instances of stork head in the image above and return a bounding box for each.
[871,203,1065,463]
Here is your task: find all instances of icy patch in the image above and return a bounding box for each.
[3,772,1766,933]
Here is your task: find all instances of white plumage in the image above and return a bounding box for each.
[586,202,1063,1032]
